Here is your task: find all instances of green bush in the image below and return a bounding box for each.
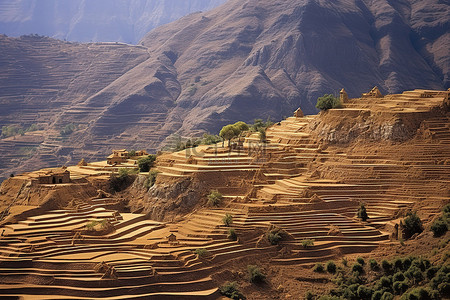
[137,155,156,172]
[305,291,315,300]
[342,257,348,267]
[402,287,439,300]
[219,281,246,300]
[207,190,223,206]
[393,280,409,295]
[369,259,379,270]
[381,260,392,273]
[223,214,233,226]
[110,168,137,192]
[326,261,337,274]
[228,228,237,241]
[60,123,76,136]
[380,292,394,300]
[357,257,365,266]
[431,217,448,237]
[379,276,392,289]
[247,265,265,283]
[405,266,424,284]
[403,211,423,239]
[357,203,369,221]
[426,266,439,279]
[316,94,342,111]
[393,271,405,282]
[352,263,364,274]
[144,170,159,189]
[301,239,315,248]
[313,263,325,273]
[268,231,281,245]
[372,290,383,300]
[357,285,373,299]
[194,248,210,258]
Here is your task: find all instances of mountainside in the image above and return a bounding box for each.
[0,0,225,44]
[0,0,449,180]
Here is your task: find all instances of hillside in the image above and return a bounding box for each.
[0,0,225,43]
[0,89,449,299]
[0,0,449,180]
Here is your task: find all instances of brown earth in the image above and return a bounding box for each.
[0,89,448,299]
[0,0,449,181]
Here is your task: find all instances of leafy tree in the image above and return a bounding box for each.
[402,211,423,239]
[316,94,342,111]
[137,155,156,172]
[220,124,239,147]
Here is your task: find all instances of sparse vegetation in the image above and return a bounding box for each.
[85,219,109,231]
[268,231,281,245]
[369,259,379,270]
[1,123,42,138]
[219,281,246,299]
[207,190,223,206]
[313,263,324,273]
[247,265,265,283]
[227,228,237,241]
[144,170,159,189]
[223,214,233,226]
[109,168,137,192]
[356,257,365,266]
[194,248,210,258]
[137,154,156,172]
[128,150,136,157]
[60,123,77,136]
[315,94,342,111]
[301,239,315,248]
[357,203,368,221]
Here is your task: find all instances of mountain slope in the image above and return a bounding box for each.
[0,0,449,180]
[0,0,225,44]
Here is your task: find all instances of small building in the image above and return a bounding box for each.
[135,150,148,157]
[107,149,128,165]
[36,168,70,184]
[362,86,383,98]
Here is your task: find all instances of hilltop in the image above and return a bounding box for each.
[0,0,449,184]
[0,88,449,299]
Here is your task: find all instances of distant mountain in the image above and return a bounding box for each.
[0,0,448,180]
[0,0,225,43]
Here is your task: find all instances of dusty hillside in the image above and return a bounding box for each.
[0,0,449,180]
[0,0,225,43]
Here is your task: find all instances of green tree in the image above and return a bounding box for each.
[316,94,342,111]
[357,203,368,221]
[137,155,156,172]
[220,124,239,147]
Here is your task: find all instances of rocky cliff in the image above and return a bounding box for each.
[0,0,449,180]
[0,0,225,43]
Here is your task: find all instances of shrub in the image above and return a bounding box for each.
[219,281,245,300]
[357,285,373,299]
[403,287,439,300]
[342,257,348,267]
[357,257,365,266]
[431,217,448,237]
[379,276,392,289]
[268,231,281,245]
[228,228,237,241]
[326,261,337,274]
[223,214,233,226]
[247,265,265,283]
[313,263,325,273]
[402,211,423,239]
[60,123,76,136]
[380,292,394,300]
[426,266,439,279]
[305,291,315,300]
[381,260,392,273]
[194,248,210,258]
[393,280,408,295]
[316,94,342,111]
[110,168,136,192]
[369,259,379,270]
[372,290,383,300]
[137,155,156,172]
[405,266,424,284]
[393,271,405,282]
[207,190,223,206]
[128,150,136,157]
[144,170,159,189]
[357,203,369,221]
[352,263,364,274]
[301,239,315,248]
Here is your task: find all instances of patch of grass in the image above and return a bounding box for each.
[194,248,210,258]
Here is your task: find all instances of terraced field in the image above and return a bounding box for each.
[0,89,449,298]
